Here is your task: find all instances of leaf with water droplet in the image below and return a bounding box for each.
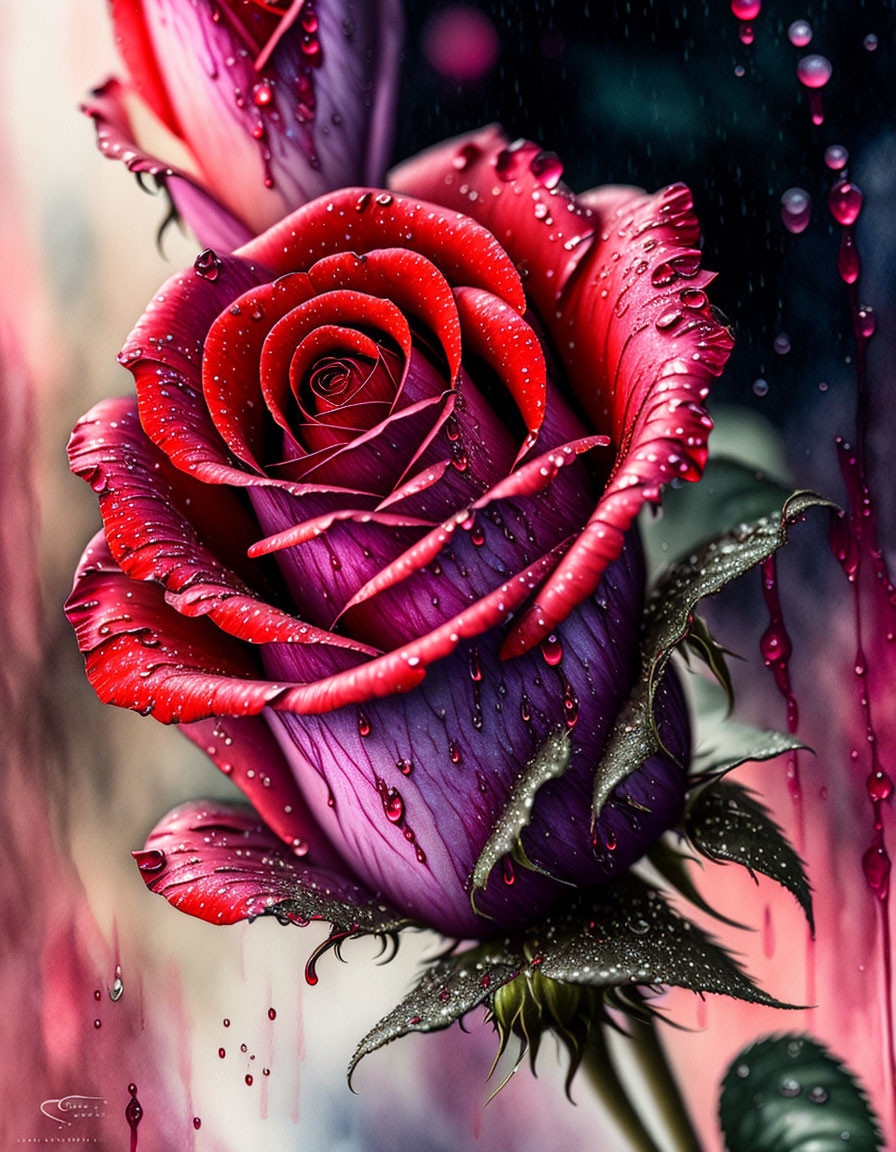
[533,876,792,1006]
[688,728,807,800]
[593,491,836,821]
[686,780,814,933]
[470,731,571,910]
[720,1034,883,1152]
[348,944,519,1086]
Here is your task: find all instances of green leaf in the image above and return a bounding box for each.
[533,876,794,1007]
[593,491,836,820]
[720,1034,883,1152]
[348,944,519,1086]
[470,730,571,909]
[686,781,814,933]
[688,728,808,799]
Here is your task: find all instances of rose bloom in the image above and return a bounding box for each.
[66,126,732,938]
[87,0,402,248]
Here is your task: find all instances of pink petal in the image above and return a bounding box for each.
[83,78,252,250]
[135,800,402,929]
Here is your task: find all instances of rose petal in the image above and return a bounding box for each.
[135,799,402,930]
[264,535,688,936]
[68,397,378,656]
[179,713,345,867]
[83,78,252,251]
[453,286,546,453]
[119,0,403,237]
[391,127,734,652]
[65,533,366,723]
[238,188,526,314]
[306,249,463,387]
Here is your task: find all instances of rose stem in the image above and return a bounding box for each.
[582,1022,668,1152]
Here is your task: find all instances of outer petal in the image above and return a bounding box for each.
[263,535,690,936]
[82,79,252,251]
[68,396,377,657]
[135,800,403,930]
[125,0,403,237]
[390,127,734,652]
[179,713,348,869]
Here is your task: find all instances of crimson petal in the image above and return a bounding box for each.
[65,533,364,723]
[391,127,734,653]
[68,397,377,655]
[135,800,405,930]
[237,188,527,314]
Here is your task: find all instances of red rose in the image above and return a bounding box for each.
[67,126,732,937]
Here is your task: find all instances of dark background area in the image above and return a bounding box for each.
[394,0,896,443]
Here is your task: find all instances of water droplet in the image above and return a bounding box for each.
[358,710,371,737]
[829,182,863,226]
[453,142,480,171]
[824,144,849,170]
[110,965,124,1001]
[780,187,812,233]
[126,1085,143,1140]
[787,19,812,46]
[808,1085,829,1104]
[449,740,462,764]
[193,248,222,281]
[774,332,791,355]
[864,33,879,51]
[753,377,769,397]
[355,191,372,213]
[863,841,890,899]
[252,79,273,106]
[541,633,563,665]
[193,1117,202,1130]
[797,54,832,88]
[655,308,683,331]
[779,1077,802,1098]
[245,1074,254,1086]
[502,858,515,885]
[730,0,761,18]
[268,1007,277,1021]
[223,1018,230,1027]
[94,1018,102,1029]
[562,674,579,729]
[857,306,876,339]
[218,1047,226,1058]
[397,758,413,775]
[838,232,860,283]
[530,150,564,189]
[133,849,166,874]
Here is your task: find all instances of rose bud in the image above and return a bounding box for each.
[66,127,732,944]
[84,0,403,249]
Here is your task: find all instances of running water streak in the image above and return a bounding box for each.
[126,1084,142,1152]
[826,174,896,1108]
[759,554,803,812]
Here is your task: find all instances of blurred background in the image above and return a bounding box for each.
[2,1,895,1148]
